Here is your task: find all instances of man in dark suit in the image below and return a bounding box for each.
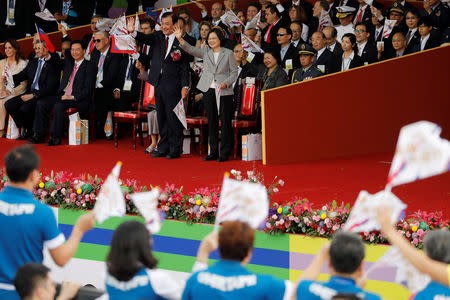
[355,23,378,64]
[322,26,344,58]
[421,0,449,32]
[0,0,35,41]
[5,40,60,141]
[261,4,284,50]
[353,0,372,25]
[177,17,197,63]
[311,31,339,74]
[404,9,421,53]
[129,12,190,159]
[34,0,62,34]
[290,21,307,48]
[195,1,230,36]
[276,26,300,79]
[90,31,122,139]
[411,16,442,52]
[45,40,97,146]
[115,52,142,112]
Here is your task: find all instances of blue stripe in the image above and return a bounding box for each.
[59,224,289,269]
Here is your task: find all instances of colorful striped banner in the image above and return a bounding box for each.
[57,208,410,299]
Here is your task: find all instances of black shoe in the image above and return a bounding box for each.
[166,153,181,159]
[151,150,167,158]
[16,129,32,140]
[27,135,46,144]
[47,137,61,146]
[217,157,229,162]
[203,155,218,161]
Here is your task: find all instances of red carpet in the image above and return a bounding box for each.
[0,138,449,217]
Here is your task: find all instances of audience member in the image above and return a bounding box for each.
[328,0,359,25]
[195,2,229,35]
[105,221,183,299]
[224,0,238,11]
[420,0,449,32]
[179,7,200,40]
[115,47,142,113]
[288,5,310,41]
[175,26,238,162]
[335,6,356,42]
[65,0,95,29]
[261,4,283,50]
[323,26,344,58]
[355,23,378,64]
[353,0,373,25]
[290,21,307,47]
[295,231,382,300]
[13,263,81,300]
[276,26,300,79]
[182,221,293,299]
[371,12,385,42]
[311,0,330,33]
[404,9,421,53]
[292,44,324,83]
[140,18,157,57]
[0,146,95,299]
[177,17,197,63]
[380,31,408,59]
[274,0,313,23]
[412,16,442,52]
[247,2,262,22]
[260,48,289,90]
[311,31,338,74]
[0,39,27,138]
[337,33,363,71]
[196,21,212,49]
[0,0,34,42]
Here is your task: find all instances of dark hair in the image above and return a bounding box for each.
[71,40,86,50]
[342,33,357,51]
[107,221,158,281]
[178,7,192,19]
[141,17,156,29]
[405,8,420,18]
[247,2,262,11]
[330,232,365,274]
[219,221,254,261]
[323,26,337,38]
[161,12,178,25]
[290,20,303,30]
[318,0,330,11]
[14,263,50,299]
[177,16,186,26]
[91,14,103,21]
[278,25,292,36]
[4,39,24,63]
[206,28,225,48]
[418,16,433,28]
[266,4,281,18]
[289,5,308,23]
[424,229,450,264]
[355,22,368,32]
[5,145,40,183]
[264,47,282,64]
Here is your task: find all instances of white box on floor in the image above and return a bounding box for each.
[242,133,262,161]
[182,138,191,154]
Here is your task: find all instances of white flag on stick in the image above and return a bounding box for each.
[382,19,396,38]
[387,121,450,187]
[343,189,406,232]
[111,35,137,54]
[96,18,115,31]
[367,246,430,293]
[241,33,264,54]
[173,98,187,129]
[110,15,128,36]
[220,10,244,28]
[35,9,57,22]
[318,10,333,31]
[134,13,141,32]
[93,162,126,224]
[158,6,173,24]
[131,189,163,234]
[245,11,261,30]
[215,176,269,229]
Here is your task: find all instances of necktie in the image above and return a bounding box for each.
[65,63,80,96]
[31,59,44,91]
[8,0,15,24]
[355,7,364,24]
[89,36,95,55]
[405,30,412,44]
[165,36,169,56]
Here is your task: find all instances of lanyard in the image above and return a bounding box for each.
[98,54,106,71]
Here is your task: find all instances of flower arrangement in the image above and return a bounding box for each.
[0,168,447,249]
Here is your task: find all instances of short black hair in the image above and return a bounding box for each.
[278,25,292,36]
[330,232,365,274]
[418,16,433,28]
[405,8,420,17]
[424,229,450,264]
[71,40,86,50]
[266,4,281,18]
[177,16,186,25]
[318,0,330,11]
[161,12,178,25]
[264,47,282,65]
[14,263,50,299]
[247,2,262,11]
[141,17,156,29]
[206,28,225,47]
[107,221,158,281]
[5,145,40,183]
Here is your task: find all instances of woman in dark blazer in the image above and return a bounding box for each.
[175,26,238,162]
[337,33,363,72]
[260,48,289,91]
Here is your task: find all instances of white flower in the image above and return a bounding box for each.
[230,169,237,175]
[247,170,254,177]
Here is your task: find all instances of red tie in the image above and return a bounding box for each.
[355,8,364,24]
[89,36,95,55]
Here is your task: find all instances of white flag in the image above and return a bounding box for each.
[241,33,264,54]
[245,11,261,30]
[93,162,126,224]
[173,98,187,130]
[131,189,162,234]
[343,190,406,232]
[35,9,57,22]
[367,247,430,293]
[110,15,128,36]
[215,86,221,112]
[318,10,333,31]
[158,6,173,24]
[387,121,450,187]
[216,176,269,229]
[111,35,137,54]
[96,18,115,31]
[382,19,397,38]
[220,10,244,28]
[134,13,141,32]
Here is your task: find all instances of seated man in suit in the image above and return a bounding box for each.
[381,31,408,59]
[46,40,96,146]
[292,44,324,83]
[413,16,442,52]
[322,26,343,58]
[276,26,300,80]
[355,22,378,65]
[290,21,306,48]
[311,31,339,74]
[5,40,60,142]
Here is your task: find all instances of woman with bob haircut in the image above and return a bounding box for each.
[182,221,293,299]
[105,221,183,299]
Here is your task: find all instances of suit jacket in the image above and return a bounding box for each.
[260,65,289,91]
[135,31,189,90]
[261,19,283,50]
[0,0,34,37]
[331,42,344,58]
[58,59,96,103]
[13,56,60,98]
[421,2,449,32]
[336,52,363,71]
[405,29,421,54]
[358,42,378,64]
[66,0,95,27]
[278,44,300,79]
[117,55,141,98]
[411,30,442,52]
[180,42,238,96]
[353,5,372,25]
[314,48,339,74]
[34,0,62,33]
[90,47,122,90]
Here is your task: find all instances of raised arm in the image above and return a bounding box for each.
[174,25,206,59]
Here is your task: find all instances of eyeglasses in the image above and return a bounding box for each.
[276,33,289,37]
[406,16,417,20]
[354,29,366,33]
[233,49,244,53]
[94,39,103,43]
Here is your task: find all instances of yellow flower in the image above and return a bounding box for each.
[277,207,282,214]
[412,225,418,232]
[76,188,82,195]
[39,182,45,188]
[321,213,327,220]
[196,199,202,206]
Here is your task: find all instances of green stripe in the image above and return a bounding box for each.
[59,209,143,228]
[74,243,109,261]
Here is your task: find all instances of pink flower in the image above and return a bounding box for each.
[312,215,321,222]
[65,199,70,203]
[279,219,285,225]
[76,201,80,206]
[319,229,325,235]
[417,229,424,237]
[412,238,418,245]
[406,231,411,238]
[278,179,285,186]
[266,222,272,229]
[272,214,278,220]
[273,187,279,193]
[275,221,280,226]
[293,217,299,223]
[303,217,310,223]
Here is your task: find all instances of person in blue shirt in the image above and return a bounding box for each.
[182,221,293,300]
[295,232,381,300]
[105,220,184,300]
[0,145,95,300]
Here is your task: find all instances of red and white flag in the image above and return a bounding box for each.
[110,14,128,36]
[382,19,396,38]
[35,25,55,53]
[241,33,264,54]
[173,98,187,129]
[111,35,137,54]
[35,9,57,22]
[318,10,333,32]
[245,11,261,30]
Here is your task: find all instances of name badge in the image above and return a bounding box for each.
[285,59,293,70]
[247,52,255,63]
[123,79,132,91]
[317,65,325,73]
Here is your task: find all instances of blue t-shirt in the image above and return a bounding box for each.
[0,186,63,295]
[412,281,450,299]
[297,276,382,300]
[105,268,183,300]
[182,260,288,300]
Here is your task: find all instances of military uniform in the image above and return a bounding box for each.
[292,44,324,83]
